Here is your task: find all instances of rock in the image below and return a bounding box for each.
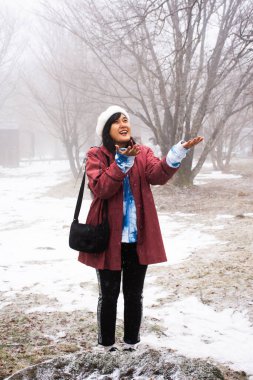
[4,347,245,380]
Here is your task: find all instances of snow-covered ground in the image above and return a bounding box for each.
[1,160,252,378]
[195,171,242,185]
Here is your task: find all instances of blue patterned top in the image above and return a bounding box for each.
[115,141,188,243]
[115,153,137,243]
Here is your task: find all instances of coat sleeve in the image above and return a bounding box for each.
[144,147,179,185]
[86,148,127,199]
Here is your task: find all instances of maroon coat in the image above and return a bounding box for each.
[78,145,178,270]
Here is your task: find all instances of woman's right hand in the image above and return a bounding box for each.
[115,142,141,156]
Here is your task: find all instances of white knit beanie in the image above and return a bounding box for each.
[96,105,130,137]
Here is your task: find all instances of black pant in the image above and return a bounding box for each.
[96,243,147,346]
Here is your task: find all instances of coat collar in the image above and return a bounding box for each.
[100,145,115,162]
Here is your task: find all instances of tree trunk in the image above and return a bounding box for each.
[216,139,225,171]
[173,150,194,187]
[65,143,78,178]
[210,150,218,170]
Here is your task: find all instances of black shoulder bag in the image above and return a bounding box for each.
[69,155,110,253]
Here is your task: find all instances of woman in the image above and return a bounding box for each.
[78,105,203,352]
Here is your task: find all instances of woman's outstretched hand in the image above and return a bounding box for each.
[182,136,204,149]
[115,141,141,156]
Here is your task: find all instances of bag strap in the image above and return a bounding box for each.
[73,152,110,221]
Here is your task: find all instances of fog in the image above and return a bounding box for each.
[0,0,252,178]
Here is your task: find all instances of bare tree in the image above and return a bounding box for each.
[41,0,253,185]
[24,23,96,178]
[210,112,253,171]
[0,6,19,111]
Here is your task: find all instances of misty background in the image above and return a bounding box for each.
[0,0,252,186]
[1,1,253,379]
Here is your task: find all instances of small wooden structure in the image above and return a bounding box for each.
[0,128,19,167]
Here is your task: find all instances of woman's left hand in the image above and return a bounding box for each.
[115,142,141,156]
[182,136,204,149]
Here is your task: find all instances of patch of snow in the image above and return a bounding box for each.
[195,171,242,185]
[43,331,67,342]
[172,212,197,218]
[197,171,242,180]
[143,296,253,377]
[204,225,225,230]
[194,180,208,185]
[0,301,12,310]
[84,369,121,380]
[245,213,253,218]
[215,214,234,220]
[158,214,219,265]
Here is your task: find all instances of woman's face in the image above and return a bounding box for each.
[109,113,131,147]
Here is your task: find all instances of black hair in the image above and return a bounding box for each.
[102,112,136,154]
